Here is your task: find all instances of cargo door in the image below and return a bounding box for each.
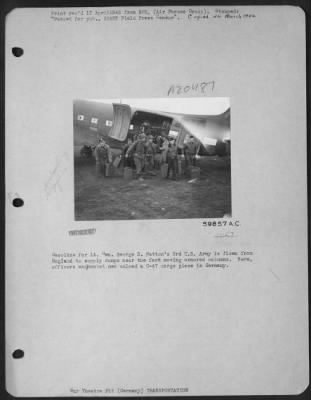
[108,103,132,141]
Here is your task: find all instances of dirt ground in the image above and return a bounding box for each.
[74,156,231,220]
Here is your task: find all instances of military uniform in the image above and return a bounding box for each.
[95,142,112,176]
[122,142,135,169]
[160,138,169,163]
[167,142,178,179]
[126,137,146,177]
[145,141,156,171]
[184,141,199,167]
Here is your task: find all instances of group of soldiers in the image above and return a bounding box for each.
[94,121,200,180]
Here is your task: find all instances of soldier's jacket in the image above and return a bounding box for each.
[146,142,156,156]
[184,142,199,155]
[167,144,178,159]
[155,136,164,152]
[127,140,146,159]
[95,144,112,163]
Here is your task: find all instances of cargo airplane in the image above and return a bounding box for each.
[73,99,231,159]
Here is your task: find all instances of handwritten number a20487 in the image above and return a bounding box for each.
[167,81,215,96]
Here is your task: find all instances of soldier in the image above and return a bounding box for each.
[155,134,164,151]
[158,122,170,163]
[183,135,200,168]
[145,136,156,173]
[167,139,178,180]
[125,133,147,179]
[140,120,151,137]
[153,135,163,169]
[160,136,169,164]
[122,138,135,169]
[94,138,112,176]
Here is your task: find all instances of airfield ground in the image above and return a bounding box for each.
[74,156,231,220]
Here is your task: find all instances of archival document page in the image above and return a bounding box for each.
[5,5,308,397]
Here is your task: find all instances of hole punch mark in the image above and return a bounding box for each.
[12,47,24,57]
[12,349,24,359]
[12,198,24,207]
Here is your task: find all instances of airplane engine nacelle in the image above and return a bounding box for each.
[215,140,227,157]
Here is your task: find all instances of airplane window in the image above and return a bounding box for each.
[91,117,98,124]
[105,120,113,126]
[77,115,84,121]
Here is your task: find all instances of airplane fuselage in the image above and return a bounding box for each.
[73,99,231,159]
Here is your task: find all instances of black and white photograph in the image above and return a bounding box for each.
[74,98,231,220]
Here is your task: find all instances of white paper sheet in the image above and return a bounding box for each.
[5,5,308,396]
